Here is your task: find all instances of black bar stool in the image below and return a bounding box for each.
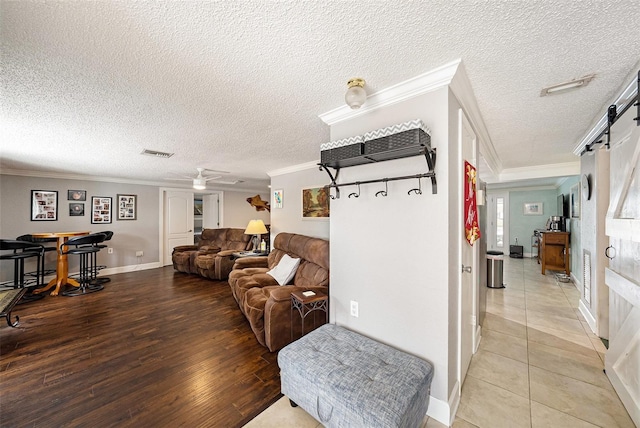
[60,233,106,297]
[0,239,45,303]
[90,230,113,285]
[16,234,57,287]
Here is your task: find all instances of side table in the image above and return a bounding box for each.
[291,290,328,341]
[231,251,269,259]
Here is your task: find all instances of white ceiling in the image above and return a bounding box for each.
[2,1,639,191]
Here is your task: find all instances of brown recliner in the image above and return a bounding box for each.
[228,233,329,352]
[172,228,251,277]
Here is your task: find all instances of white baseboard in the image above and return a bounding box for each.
[570,271,581,289]
[426,381,460,426]
[474,325,482,353]
[100,262,162,276]
[579,299,597,334]
[41,262,163,282]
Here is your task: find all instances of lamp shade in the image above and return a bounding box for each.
[244,219,268,235]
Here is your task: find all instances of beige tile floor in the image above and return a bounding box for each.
[245,257,635,427]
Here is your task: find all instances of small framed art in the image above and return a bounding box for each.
[523,202,543,215]
[117,194,137,220]
[92,196,112,224]
[273,189,283,209]
[69,203,84,216]
[570,183,580,218]
[302,186,329,219]
[31,190,58,221]
[67,190,86,201]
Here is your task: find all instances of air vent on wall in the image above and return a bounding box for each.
[141,149,174,158]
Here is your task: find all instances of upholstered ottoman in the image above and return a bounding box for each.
[278,324,433,428]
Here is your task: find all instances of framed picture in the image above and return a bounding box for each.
[273,189,283,209]
[523,202,543,215]
[67,190,86,201]
[570,183,580,218]
[117,194,137,220]
[92,196,112,224]
[194,199,203,215]
[31,190,58,221]
[302,186,329,219]
[69,203,84,216]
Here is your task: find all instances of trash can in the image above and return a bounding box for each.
[487,251,505,289]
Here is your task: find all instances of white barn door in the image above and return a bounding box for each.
[604,120,640,426]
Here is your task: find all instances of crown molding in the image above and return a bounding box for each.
[0,168,268,193]
[318,59,461,126]
[497,161,580,182]
[267,160,320,177]
[448,61,502,175]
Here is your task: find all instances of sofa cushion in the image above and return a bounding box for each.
[267,254,300,285]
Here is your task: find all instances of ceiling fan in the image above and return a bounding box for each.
[165,168,242,189]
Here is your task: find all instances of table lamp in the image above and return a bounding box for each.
[244,219,268,252]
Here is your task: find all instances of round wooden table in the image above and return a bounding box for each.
[31,231,89,296]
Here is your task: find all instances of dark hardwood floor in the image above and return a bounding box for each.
[0,267,281,427]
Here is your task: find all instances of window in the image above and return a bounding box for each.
[496,197,504,248]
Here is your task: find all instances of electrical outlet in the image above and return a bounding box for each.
[136,251,143,257]
[107,248,113,254]
[350,300,359,318]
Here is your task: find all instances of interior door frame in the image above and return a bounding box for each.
[458,108,479,394]
[158,187,226,266]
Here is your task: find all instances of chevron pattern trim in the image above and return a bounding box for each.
[364,119,431,141]
[320,135,364,151]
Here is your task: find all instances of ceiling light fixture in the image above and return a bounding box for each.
[193,178,206,190]
[540,74,595,96]
[345,78,367,109]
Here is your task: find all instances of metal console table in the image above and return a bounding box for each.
[290,290,328,341]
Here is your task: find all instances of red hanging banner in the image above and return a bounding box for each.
[464,160,481,246]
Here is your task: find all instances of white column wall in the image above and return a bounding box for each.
[327,87,454,410]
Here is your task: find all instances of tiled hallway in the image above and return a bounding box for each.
[246,257,635,428]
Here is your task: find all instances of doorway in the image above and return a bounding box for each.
[194,193,221,243]
[159,188,222,266]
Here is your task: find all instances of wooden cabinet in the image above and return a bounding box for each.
[540,232,570,275]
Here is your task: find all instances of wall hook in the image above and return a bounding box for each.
[375,179,388,197]
[329,187,338,200]
[408,177,422,195]
[348,182,361,198]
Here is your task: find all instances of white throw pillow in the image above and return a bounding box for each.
[266,254,301,286]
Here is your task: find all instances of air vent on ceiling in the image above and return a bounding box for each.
[141,149,174,158]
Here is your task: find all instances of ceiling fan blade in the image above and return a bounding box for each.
[164,178,192,181]
[203,175,222,182]
[202,168,230,174]
[209,179,243,185]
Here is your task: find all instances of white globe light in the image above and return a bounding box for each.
[345,78,366,109]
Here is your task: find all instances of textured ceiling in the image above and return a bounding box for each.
[2,1,639,191]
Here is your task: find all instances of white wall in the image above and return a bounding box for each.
[0,174,160,280]
[328,87,454,412]
[268,165,330,240]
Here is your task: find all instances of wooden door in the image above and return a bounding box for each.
[604,117,640,426]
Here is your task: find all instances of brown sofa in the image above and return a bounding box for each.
[228,233,329,352]
[172,228,251,279]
